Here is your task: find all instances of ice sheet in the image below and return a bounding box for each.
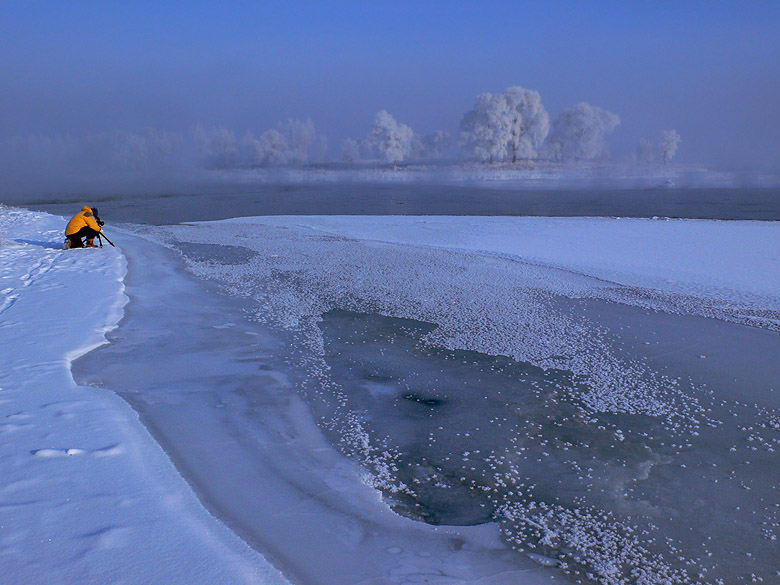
[74,229,560,585]
[129,214,780,585]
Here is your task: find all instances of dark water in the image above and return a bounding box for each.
[315,310,674,527]
[10,182,780,224]
[313,307,780,585]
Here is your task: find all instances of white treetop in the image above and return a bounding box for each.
[547,102,621,161]
[240,118,323,166]
[367,110,415,163]
[637,129,682,165]
[281,118,317,164]
[242,129,290,166]
[459,86,549,162]
[421,130,452,159]
[459,93,511,162]
[192,125,239,169]
[503,86,550,161]
[658,129,681,164]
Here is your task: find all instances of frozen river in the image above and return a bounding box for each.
[72,212,780,585]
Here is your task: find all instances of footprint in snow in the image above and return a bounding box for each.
[33,448,87,458]
[92,444,124,457]
[32,445,123,458]
[5,412,33,420]
[82,526,132,550]
[0,423,34,433]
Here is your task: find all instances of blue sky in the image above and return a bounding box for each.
[2,1,779,168]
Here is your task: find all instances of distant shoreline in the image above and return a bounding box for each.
[211,161,778,189]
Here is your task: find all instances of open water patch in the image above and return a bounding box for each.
[314,310,701,582]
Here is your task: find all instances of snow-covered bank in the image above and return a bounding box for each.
[0,207,288,585]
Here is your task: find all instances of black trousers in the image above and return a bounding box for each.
[67,226,100,248]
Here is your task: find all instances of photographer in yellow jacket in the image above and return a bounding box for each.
[64,206,104,249]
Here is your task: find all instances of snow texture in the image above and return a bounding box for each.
[251,215,780,328]
[156,215,779,420]
[0,206,289,585]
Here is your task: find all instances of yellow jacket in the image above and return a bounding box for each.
[65,206,102,236]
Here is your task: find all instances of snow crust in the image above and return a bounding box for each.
[241,215,780,321]
[155,215,780,428]
[0,206,289,585]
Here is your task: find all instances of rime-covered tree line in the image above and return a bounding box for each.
[340,86,679,166]
[0,120,329,173]
[0,85,680,172]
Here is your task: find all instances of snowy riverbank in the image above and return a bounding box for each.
[0,206,288,585]
[3,205,780,585]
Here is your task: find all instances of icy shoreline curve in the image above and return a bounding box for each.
[0,207,288,585]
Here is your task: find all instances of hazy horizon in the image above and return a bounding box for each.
[2,1,779,183]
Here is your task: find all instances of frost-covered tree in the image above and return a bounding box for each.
[503,87,549,162]
[420,131,452,159]
[240,119,325,166]
[259,130,290,165]
[459,93,509,162]
[280,118,316,164]
[546,103,620,161]
[658,129,681,164]
[191,125,240,169]
[141,127,187,168]
[366,110,415,164]
[244,129,291,166]
[459,86,549,163]
[637,129,682,165]
[82,128,187,171]
[340,138,362,162]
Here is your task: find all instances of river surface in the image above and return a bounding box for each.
[14,182,780,223]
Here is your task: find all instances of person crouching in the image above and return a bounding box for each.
[65,206,104,249]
